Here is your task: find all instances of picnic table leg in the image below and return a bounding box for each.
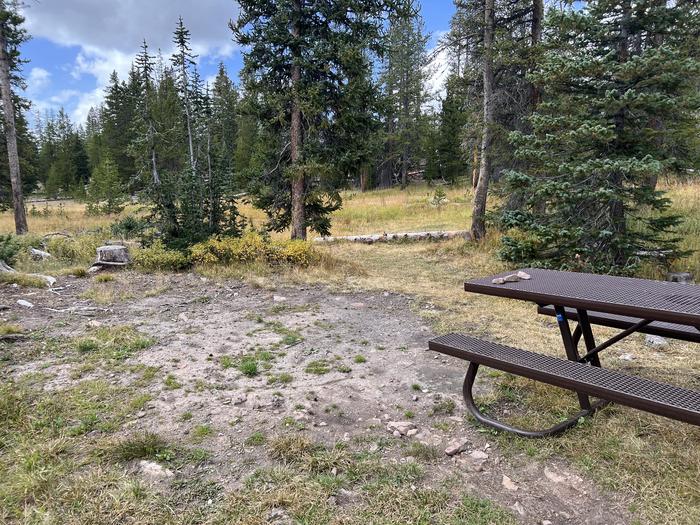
[461,363,608,438]
[554,305,592,410]
[576,309,602,367]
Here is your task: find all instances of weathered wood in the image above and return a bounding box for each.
[314,230,472,244]
[29,247,52,260]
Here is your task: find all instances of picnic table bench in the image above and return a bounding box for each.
[428,268,700,437]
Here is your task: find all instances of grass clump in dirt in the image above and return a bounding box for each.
[0,272,48,288]
[244,432,266,446]
[0,323,23,336]
[163,374,182,390]
[107,432,172,462]
[72,326,154,362]
[430,398,456,416]
[238,357,259,377]
[305,359,331,375]
[353,354,367,364]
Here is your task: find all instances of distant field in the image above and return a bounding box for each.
[1,180,698,277]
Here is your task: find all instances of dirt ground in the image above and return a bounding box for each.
[3,271,633,524]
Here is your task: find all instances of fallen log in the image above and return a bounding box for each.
[0,260,57,288]
[314,230,472,244]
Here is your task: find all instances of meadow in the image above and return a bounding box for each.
[1,180,699,524]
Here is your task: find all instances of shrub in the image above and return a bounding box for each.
[190,231,319,267]
[0,234,21,264]
[133,241,191,272]
[45,234,107,264]
[111,215,150,240]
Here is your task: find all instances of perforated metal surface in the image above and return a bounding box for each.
[537,306,700,344]
[429,333,700,425]
[465,268,700,328]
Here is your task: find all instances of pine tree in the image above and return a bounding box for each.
[86,155,125,215]
[381,0,430,189]
[500,0,700,273]
[0,0,28,233]
[232,0,391,239]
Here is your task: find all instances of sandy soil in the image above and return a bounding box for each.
[2,271,631,524]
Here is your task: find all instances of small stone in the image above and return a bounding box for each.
[273,295,287,302]
[87,320,102,328]
[138,460,174,481]
[233,394,247,405]
[393,430,401,438]
[645,334,668,348]
[516,271,532,280]
[492,277,506,285]
[618,353,635,361]
[406,428,419,437]
[544,467,568,485]
[503,273,521,282]
[17,299,34,308]
[469,450,488,460]
[512,501,525,516]
[542,521,553,525]
[387,421,417,436]
[319,421,328,427]
[501,474,518,491]
[412,395,419,402]
[444,439,468,456]
[29,247,52,260]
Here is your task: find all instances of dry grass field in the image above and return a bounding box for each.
[1,181,699,524]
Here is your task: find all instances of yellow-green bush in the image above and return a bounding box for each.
[45,233,107,264]
[190,232,318,267]
[133,241,191,272]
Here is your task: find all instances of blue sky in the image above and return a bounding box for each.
[20,1,455,127]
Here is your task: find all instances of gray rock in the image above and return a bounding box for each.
[29,247,52,260]
[17,299,34,308]
[138,460,174,481]
[387,421,416,436]
[645,334,668,348]
[444,439,468,456]
[95,245,130,266]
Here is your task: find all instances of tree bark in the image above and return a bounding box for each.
[471,142,479,189]
[471,0,495,241]
[290,0,306,240]
[360,165,369,192]
[0,18,27,234]
[530,0,544,107]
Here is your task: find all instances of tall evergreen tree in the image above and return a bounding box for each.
[0,0,28,233]
[232,0,391,239]
[500,0,700,273]
[381,0,430,189]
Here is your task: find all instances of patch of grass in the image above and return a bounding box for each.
[95,273,115,283]
[192,425,213,442]
[72,326,154,362]
[267,372,294,385]
[403,410,415,419]
[430,398,456,416]
[411,383,422,391]
[219,355,235,369]
[108,432,171,462]
[305,359,331,375]
[238,357,258,377]
[353,354,367,364]
[180,411,193,422]
[163,374,182,390]
[244,432,266,446]
[0,271,48,288]
[404,441,441,462]
[0,323,23,336]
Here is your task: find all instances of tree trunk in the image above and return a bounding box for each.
[0,20,27,234]
[290,0,306,240]
[529,0,544,107]
[471,142,479,189]
[471,0,495,241]
[610,0,631,265]
[360,165,369,192]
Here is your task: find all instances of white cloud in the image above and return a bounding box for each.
[25,67,51,94]
[22,1,239,58]
[21,0,240,123]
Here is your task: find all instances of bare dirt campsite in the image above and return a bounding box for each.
[1,184,699,524]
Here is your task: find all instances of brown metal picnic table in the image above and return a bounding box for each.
[428,268,700,437]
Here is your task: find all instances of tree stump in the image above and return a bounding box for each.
[95,245,131,266]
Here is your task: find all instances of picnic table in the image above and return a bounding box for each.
[428,268,700,437]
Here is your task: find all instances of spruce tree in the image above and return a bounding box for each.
[500,0,700,273]
[232,0,391,239]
